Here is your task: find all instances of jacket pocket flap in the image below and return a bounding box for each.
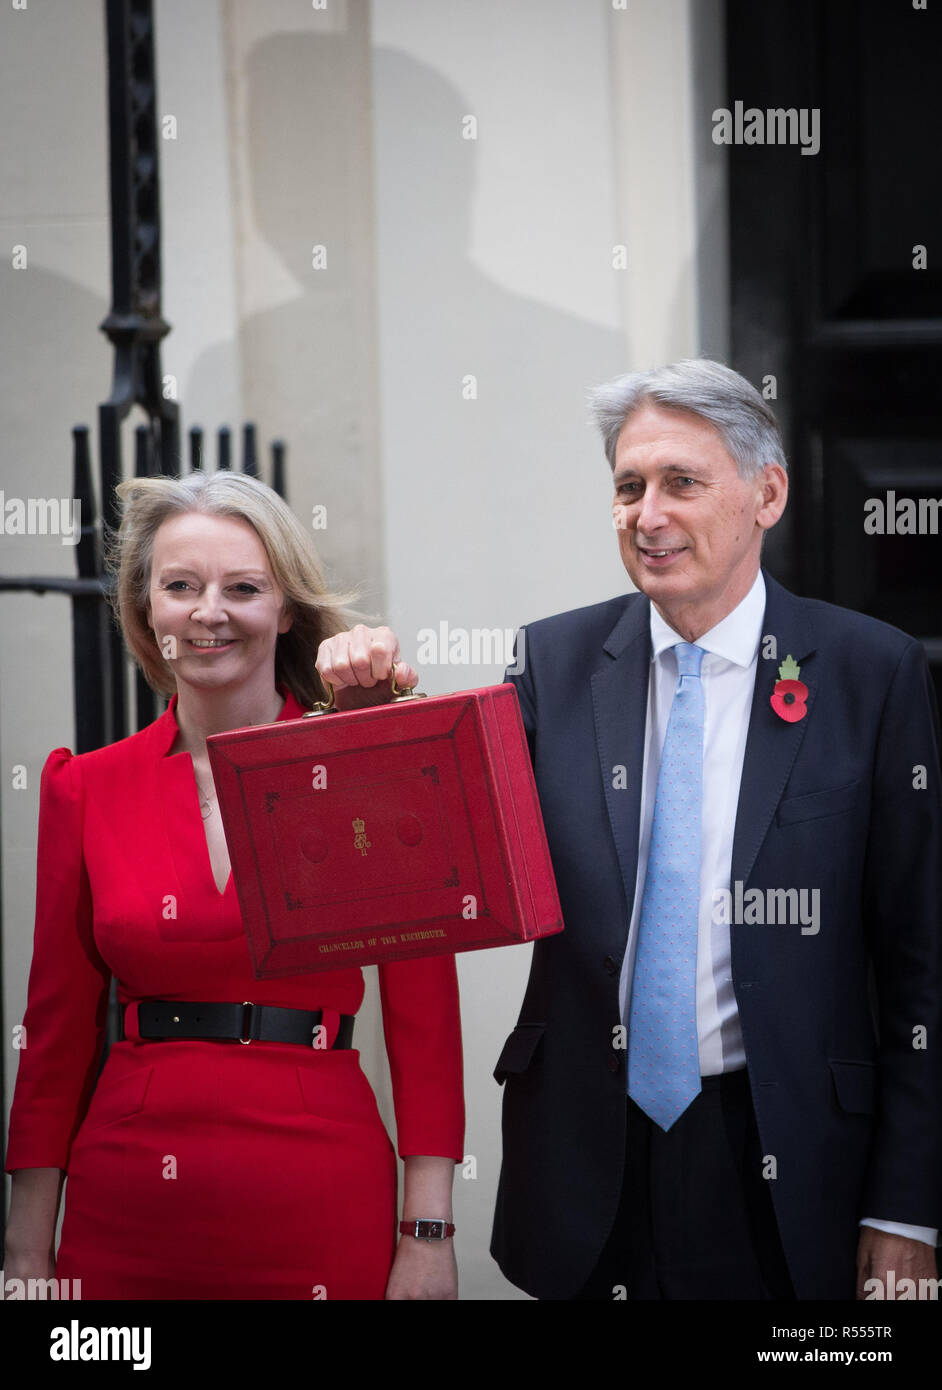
[494,1023,546,1084]
[829,1058,876,1115]
[83,1064,154,1133]
[777,779,859,827]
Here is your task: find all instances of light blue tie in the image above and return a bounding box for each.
[627,642,705,1131]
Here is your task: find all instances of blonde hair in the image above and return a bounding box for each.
[106,472,358,709]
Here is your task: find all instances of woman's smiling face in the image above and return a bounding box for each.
[146,512,292,693]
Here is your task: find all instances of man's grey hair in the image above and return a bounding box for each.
[588,359,787,479]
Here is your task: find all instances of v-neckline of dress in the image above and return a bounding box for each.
[158,686,302,904]
[188,755,233,899]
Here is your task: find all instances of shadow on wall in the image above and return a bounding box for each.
[185,35,632,619]
[3,265,110,570]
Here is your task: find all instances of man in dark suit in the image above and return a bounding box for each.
[490,359,942,1300]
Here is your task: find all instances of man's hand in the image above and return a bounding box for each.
[384,1234,458,1301]
[855,1227,939,1299]
[315,624,418,711]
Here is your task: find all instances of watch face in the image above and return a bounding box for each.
[402,1218,452,1240]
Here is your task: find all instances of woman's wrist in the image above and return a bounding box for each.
[3,1231,57,1262]
[400,1154,455,1230]
[5,1167,65,1260]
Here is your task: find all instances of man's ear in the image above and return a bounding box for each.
[756,463,788,532]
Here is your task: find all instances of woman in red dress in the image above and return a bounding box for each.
[4,472,464,1300]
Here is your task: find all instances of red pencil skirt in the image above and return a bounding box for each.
[56,1039,398,1299]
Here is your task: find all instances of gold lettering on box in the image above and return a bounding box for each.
[352,816,371,857]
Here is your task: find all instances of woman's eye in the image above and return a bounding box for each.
[163,580,260,593]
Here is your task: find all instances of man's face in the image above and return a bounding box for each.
[611,401,786,636]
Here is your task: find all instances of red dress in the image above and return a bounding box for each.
[5,689,464,1299]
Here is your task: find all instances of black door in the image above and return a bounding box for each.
[725,0,942,716]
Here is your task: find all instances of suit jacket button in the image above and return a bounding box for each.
[607,1054,621,1074]
[603,955,618,975]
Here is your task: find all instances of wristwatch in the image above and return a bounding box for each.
[399,1219,456,1241]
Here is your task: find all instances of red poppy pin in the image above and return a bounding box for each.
[771,655,808,723]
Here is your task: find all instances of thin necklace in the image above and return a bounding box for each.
[185,694,283,818]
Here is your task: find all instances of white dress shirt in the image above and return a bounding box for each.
[617,569,936,1248]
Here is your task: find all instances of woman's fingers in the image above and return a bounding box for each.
[316,625,404,689]
[392,660,418,690]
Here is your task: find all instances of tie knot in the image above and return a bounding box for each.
[674,643,704,679]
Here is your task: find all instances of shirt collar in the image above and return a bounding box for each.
[649,569,766,669]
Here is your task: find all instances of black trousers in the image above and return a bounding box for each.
[575,1070,796,1300]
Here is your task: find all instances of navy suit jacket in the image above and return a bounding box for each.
[490,570,942,1299]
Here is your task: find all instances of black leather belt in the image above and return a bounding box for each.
[133,1000,355,1048]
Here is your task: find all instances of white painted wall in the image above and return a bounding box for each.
[2,0,724,1302]
[370,0,719,1299]
[0,0,110,1244]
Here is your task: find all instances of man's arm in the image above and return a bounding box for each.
[503,626,535,756]
[860,638,942,1231]
[860,1218,936,1245]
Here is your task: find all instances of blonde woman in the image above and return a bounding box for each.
[4,472,463,1299]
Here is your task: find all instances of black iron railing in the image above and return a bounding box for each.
[0,2,289,1244]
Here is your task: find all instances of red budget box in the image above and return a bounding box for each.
[206,683,564,977]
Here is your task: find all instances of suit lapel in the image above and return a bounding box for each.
[591,596,651,928]
[731,571,819,891]
[589,576,817,938]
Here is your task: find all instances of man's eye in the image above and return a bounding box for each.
[615,483,640,497]
[674,477,697,487]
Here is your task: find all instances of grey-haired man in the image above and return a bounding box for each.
[490,359,942,1300]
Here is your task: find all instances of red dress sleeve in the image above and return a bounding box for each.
[5,749,112,1172]
[377,954,465,1161]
